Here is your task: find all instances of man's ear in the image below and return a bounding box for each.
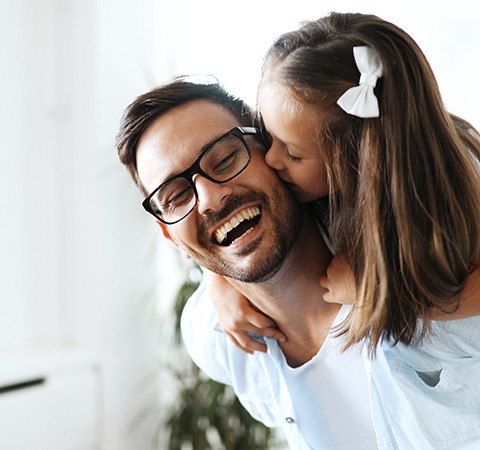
[156,221,192,259]
[156,220,172,241]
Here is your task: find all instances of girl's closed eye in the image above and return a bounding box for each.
[285,149,302,162]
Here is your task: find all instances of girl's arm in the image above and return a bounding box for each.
[204,270,287,354]
[320,254,480,319]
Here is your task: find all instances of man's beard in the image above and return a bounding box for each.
[197,188,302,283]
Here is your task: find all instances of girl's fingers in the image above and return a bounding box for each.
[226,331,267,353]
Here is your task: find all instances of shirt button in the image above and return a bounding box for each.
[285,417,295,424]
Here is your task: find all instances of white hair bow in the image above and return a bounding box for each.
[337,46,384,118]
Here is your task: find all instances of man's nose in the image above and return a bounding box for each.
[193,173,233,215]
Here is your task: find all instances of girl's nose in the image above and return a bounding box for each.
[265,143,285,171]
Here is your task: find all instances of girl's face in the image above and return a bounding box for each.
[257,81,329,202]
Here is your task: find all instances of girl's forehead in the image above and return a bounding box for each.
[259,81,313,129]
[259,81,297,116]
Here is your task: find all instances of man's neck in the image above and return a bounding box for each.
[230,214,341,367]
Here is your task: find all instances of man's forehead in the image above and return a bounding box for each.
[136,100,240,191]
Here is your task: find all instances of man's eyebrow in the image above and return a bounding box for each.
[197,135,216,155]
[160,129,231,184]
[198,128,233,153]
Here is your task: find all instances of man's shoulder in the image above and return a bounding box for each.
[181,282,228,355]
[181,282,217,330]
[180,282,256,382]
[180,282,279,386]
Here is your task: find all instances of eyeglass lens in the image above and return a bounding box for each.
[149,132,250,223]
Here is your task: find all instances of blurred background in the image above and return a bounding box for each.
[1,0,478,449]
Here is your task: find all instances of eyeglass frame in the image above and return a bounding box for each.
[142,126,258,224]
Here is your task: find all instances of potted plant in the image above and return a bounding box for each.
[161,265,282,450]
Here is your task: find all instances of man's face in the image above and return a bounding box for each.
[136,100,302,282]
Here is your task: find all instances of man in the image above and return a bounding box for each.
[116,77,377,449]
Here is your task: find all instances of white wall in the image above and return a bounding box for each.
[1,0,61,345]
[0,1,478,449]
[161,0,480,129]
[0,0,181,449]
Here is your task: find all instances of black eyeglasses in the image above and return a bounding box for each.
[142,126,257,224]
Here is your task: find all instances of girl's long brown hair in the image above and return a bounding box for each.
[261,12,480,353]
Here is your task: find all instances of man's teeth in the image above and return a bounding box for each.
[215,207,260,244]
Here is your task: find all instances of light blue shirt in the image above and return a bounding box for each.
[181,283,377,450]
[370,316,480,449]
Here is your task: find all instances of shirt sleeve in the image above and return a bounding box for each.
[180,281,233,385]
[180,282,285,430]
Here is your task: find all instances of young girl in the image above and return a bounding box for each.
[208,12,480,449]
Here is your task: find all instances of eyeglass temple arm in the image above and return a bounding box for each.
[238,126,257,134]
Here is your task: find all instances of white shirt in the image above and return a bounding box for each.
[370,315,480,449]
[181,282,378,450]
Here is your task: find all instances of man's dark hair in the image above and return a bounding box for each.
[116,75,255,193]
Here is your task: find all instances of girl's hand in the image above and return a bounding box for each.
[204,271,287,354]
[319,253,356,304]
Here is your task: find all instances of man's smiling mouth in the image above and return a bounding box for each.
[214,206,261,245]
